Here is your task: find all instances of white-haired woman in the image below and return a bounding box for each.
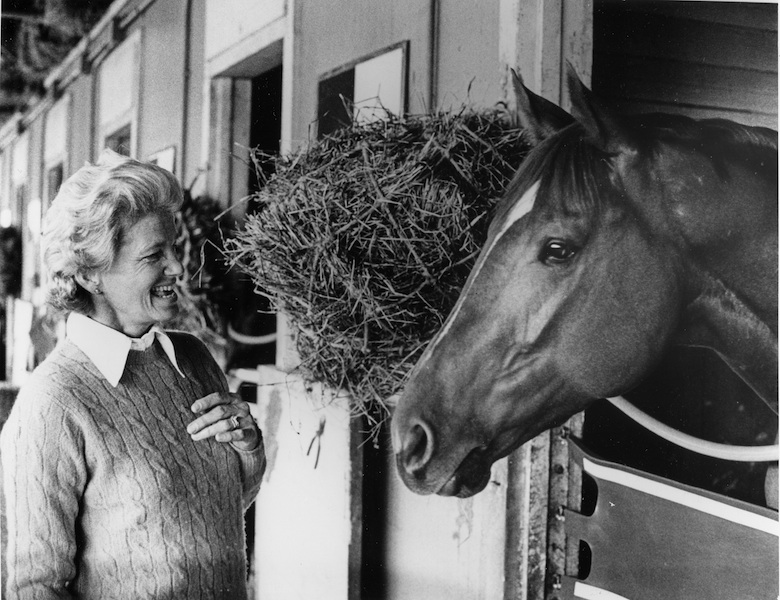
[1,149,265,599]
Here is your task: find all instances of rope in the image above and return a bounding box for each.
[606,396,779,463]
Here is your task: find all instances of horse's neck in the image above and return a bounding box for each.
[680,270,778,414]
[651,141,777,327]
[667,159,778,413]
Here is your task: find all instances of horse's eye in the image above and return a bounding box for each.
[540,239,577,265]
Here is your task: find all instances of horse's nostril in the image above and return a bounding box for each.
[402,420,434,475]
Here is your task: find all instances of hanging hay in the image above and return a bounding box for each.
[226,108,529,429]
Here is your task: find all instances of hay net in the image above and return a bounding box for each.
[226,108,528,430]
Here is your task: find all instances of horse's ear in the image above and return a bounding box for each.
[566,63,630,153]
[512,69,574,145]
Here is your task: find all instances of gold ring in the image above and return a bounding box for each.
[229,415,241,430]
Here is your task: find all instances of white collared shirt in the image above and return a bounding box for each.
[66,312,185,387]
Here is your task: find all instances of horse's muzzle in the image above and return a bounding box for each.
[435,447,493,498]
[394,417,492,497]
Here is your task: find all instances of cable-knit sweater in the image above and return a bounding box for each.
[1,332,266,599]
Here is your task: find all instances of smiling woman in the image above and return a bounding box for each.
[0,150,266,600]
[81,211,183,337]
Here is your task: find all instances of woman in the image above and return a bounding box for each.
[1,149,266,599]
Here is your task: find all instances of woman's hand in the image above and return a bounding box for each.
[187,392,260,451]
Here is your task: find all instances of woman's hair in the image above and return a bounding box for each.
[43,148,184,314]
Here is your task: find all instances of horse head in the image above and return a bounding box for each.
[391,67,778,498]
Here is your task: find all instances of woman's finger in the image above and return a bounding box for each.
[214,415,252,443]
[190,391,238,414]
[187,393,247,439]
[187,393,255,442]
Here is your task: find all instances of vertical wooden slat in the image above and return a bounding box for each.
[230,78,252,212]
[206,77,232,205]
[545,426,571,596]
[347,415,364,600]
[504,431,551,600]
[564,414,585,580]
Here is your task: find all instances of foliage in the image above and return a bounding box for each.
[1,0,113,120]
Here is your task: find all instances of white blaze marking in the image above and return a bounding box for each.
[423,181,540,358]
[491,180,540,246]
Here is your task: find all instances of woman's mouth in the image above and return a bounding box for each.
[151,284,177,300]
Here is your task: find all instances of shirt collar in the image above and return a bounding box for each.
[66,312,185,387]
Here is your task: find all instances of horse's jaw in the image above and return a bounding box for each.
[393,372,579,497]
[395,406,572,497]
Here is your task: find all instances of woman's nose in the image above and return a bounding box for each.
[165,249,184,277]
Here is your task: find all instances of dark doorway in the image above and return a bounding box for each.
[248,64,283,195]
[225,64,283,373]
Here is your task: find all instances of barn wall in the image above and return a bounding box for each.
[291,0,429,145]
[250,368,354,600]
[382,456,508,600]
[201,0,286,205]
[182,0,207,187]
[246,365,510,600]
[66,74,95,172]
[205,0,285,63]
[593,1,778,128]
[290,0,514,148]
[432,0,503,110]
[135,0,188,169]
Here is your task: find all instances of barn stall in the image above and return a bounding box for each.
[236,3,777,599]
[0,1,776,599]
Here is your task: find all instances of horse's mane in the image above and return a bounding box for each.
[630,113,778,179]
[631,112,778,154]
[498,126,616,222]
[496,112,778,225]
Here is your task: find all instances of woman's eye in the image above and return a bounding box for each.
[539,239,578,265]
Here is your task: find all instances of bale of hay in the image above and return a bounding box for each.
[226,108,528,428]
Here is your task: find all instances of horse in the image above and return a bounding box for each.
[390,66,778,506]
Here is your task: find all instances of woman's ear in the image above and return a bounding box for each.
[75,271,102,295]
